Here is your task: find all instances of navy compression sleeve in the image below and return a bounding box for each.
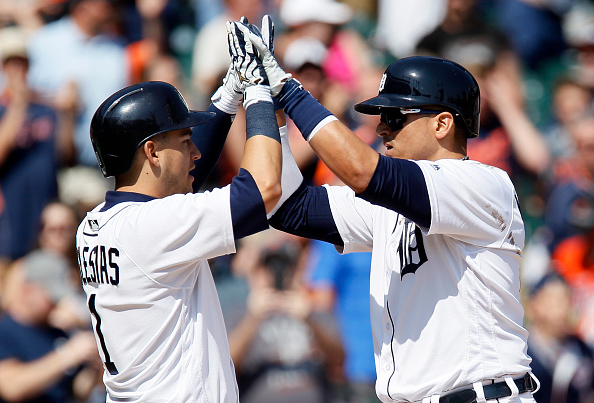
[230,168,269,240]
[269,182,343,246]
[357,155,431,228]
[191,103,234,191]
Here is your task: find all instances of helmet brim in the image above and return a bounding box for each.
[354,94,422,115]
[184,110,216,128]
[134,110,216,148]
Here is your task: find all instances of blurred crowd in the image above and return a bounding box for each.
[2,0,594,401]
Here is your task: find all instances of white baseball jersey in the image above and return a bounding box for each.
[76,188,239,402]
[324,159,531,402]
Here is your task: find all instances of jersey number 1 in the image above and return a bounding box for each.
[88,294,119,375]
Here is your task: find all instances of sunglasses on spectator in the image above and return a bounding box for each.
[380,108,451,131]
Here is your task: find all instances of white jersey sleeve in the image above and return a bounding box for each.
[322,184,375,253]
[417,159,524,251]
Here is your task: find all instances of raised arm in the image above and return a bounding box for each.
[246,16,379,195]
[246,16,431,230]
[221,20,283,242]
[229,21,282,213]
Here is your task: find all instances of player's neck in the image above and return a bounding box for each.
[115,174,167,199]
[114,163,166,198]
[428,148,466,162]
[115,183,166,199]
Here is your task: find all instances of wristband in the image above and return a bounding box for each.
[245,100,280,142]
[276,78,334,141]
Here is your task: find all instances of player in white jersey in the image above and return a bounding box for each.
[75,21,288,402]
[238,16,540,403]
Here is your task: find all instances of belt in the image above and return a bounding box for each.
[439,374,535,403]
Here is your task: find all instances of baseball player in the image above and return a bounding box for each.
[75,21,286,402]
[238,16,540,403]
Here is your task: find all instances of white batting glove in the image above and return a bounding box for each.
[244,15,292,97]
[210,65,243,115]
[212,19,270,114]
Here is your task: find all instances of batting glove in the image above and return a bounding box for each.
[228,21,268,87]
[211,18,269,114]
[228,20,276,110]
[210,65,243,115]
[243,15,292,97]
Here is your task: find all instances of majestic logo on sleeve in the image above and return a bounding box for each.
[88,219,100,232]
[397,221,428,279]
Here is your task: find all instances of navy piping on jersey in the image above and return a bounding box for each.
[357,155,431,228]
[230,168,269,239]
[386,300,397,400]
[269,181,343,246]
[100,191,155,212]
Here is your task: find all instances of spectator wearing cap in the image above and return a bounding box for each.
[0,250,102,402]
[525,272,594,403]
[276,0,375,101]
[26,0,129,168]
[0,26,63,262]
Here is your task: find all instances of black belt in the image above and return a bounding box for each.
[439,374,535,403]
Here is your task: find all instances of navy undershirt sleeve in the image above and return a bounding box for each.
[357,155,431,228]
[191,103,234,192]
[269,182,343,246]
[230,168,269,240]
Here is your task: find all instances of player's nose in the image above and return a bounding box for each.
[191,142,201,160]
[376,120,392,137]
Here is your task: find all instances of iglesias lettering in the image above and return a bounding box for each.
[78,245,120,285]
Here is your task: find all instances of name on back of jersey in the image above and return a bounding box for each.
[77,245,120,286]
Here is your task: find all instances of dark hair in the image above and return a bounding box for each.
[261,243,299,290]
[529,271,568,297]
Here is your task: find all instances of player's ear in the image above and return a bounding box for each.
[142,140,161,168]
[434,111,455,140]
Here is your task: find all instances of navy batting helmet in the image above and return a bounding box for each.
[90,81,214,177]
[354,56,480,137]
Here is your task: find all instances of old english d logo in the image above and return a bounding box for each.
[398,222,428,279]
